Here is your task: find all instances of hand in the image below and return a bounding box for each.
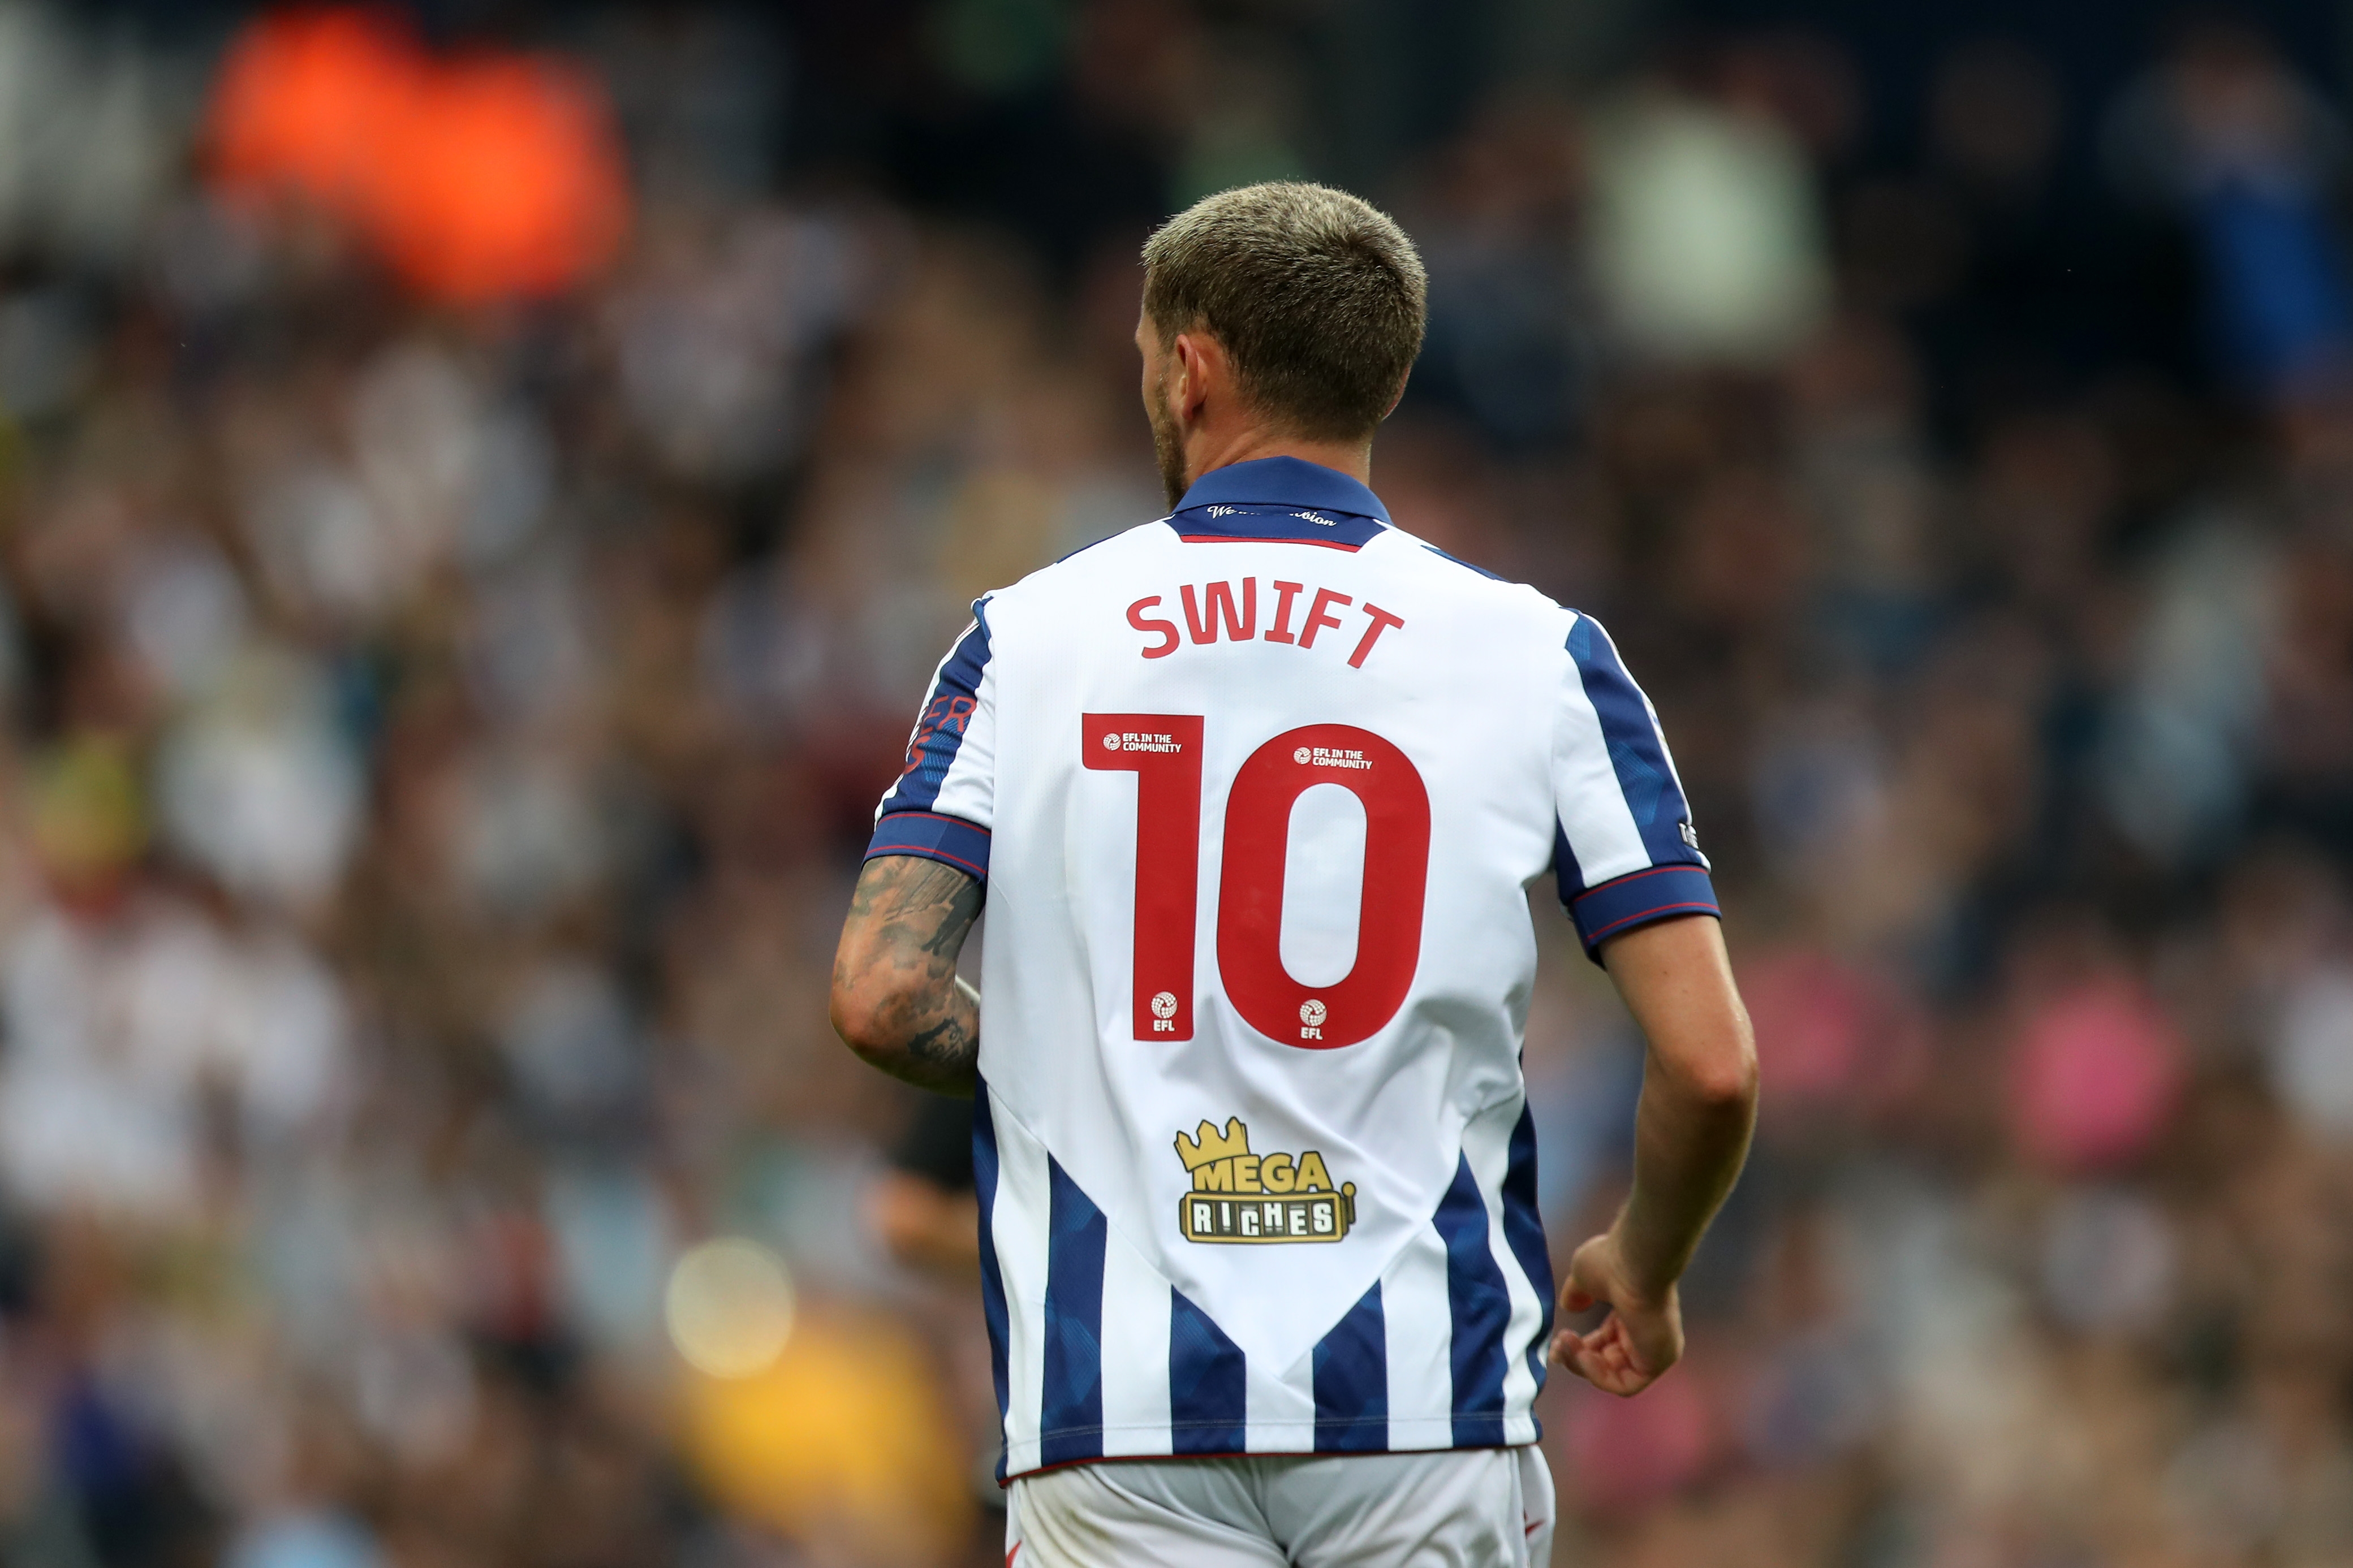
[1549,1230,1683,1397]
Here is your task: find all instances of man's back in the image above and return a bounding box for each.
[830,180,1753,1568]
[869,455,1713,1477]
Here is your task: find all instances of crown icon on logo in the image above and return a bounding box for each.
[1175,1117,1250,1172]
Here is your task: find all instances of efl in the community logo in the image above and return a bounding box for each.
[1105,730,1184,753]
[1173,1117,1356,1244]
[1293,744,1372,771]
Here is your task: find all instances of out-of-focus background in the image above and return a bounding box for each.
[0,1,2348,1564]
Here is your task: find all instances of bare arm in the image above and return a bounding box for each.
[1553,913,1757,1396]
[830,855,984,1096]
[866,1172,982,1277]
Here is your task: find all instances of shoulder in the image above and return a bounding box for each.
[985,519,1177,608]
[1560,606,1632,667]
[1365,524,1574,627]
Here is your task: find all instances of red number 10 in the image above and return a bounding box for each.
[1083,714,1430,1049]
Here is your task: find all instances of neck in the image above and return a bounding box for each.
[1187,427,1373,490]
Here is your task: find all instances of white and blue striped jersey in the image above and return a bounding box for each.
[867,457,1716,1481]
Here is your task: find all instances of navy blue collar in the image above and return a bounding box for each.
[1173,456,1391,525]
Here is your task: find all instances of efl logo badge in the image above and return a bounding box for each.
[1174,1117,1356,1244]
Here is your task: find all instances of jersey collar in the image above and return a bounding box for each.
[1172,456,1391,524]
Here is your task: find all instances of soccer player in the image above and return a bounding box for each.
[831,183,1757,1566]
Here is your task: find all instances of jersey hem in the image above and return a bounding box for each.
[1000,1435,1543,1486]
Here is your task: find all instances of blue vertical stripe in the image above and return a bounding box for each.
[1312,1282,1388,1452]
[880,599,994,815]
[1169,1289,1247,1454]
[1500,1102,1554,1397]
[1040,1157,1105,1467]
[971,1082,1011,1483]
[1566,615,1697,869]
[1435,1152,1512,1447]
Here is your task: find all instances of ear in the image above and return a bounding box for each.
[1170,330,1217,423]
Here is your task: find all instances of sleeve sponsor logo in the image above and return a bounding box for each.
[1173,1117,1356,1244]
[900,694,976,777]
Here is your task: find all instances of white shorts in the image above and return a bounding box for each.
[1006,1446,1555,1567]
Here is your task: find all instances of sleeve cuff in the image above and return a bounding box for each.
[865,810,992,884]
[1567,864,1718,960]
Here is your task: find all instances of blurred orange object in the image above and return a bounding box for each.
[204,6,630,303]
[207,6,420,210]
[365,53,630,303]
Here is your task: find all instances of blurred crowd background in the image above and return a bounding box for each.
[0,1,2348,1565]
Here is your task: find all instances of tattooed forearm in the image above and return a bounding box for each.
[900,977,981,1084]
[831,856,985,1095]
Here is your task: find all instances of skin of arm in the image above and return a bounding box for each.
[866,1171,983,1277]
[830,854,985,1097]
[1551,912,1759,1397]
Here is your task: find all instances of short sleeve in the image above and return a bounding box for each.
[1552,613,1718,959]
[867,598,997,884]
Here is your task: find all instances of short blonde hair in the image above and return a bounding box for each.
[1142,182,1427,442]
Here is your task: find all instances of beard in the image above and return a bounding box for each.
[1147,376,1189,511]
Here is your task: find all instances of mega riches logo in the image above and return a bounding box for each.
[1173,1118,1356,1244]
